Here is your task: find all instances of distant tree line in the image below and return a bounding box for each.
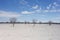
[0,18,60,24]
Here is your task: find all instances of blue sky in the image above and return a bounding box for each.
[0,0,60,22]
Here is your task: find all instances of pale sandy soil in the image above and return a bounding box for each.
[0,24,60,40]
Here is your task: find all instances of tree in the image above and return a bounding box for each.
[9,17,17,27]
[32,19,37,26]
[49,21,52,26]
[39,21,42,24]
[24,21,27,24]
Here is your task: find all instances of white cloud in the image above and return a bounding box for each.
[20,0,28,5]
[0,11,20,18]
[20,2,60,14]
[53,2,59,6]
[32,5,39,9]
[47,4,52,10]
[43,10,49,12]
[21,2,60,15]
[53,2,57,5]
[47,6,50,10]
[46,2,60,12]
[47,2,57,10]
[47,2,60,10]
[21,9,60,15]
[35,9,40,12]
[43,9,60,13]
[21,11,34,14]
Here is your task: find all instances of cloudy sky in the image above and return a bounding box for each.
[0,0,60,22]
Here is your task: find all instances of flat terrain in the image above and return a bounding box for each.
[0,24,60,40]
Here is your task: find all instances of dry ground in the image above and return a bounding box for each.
[0,24,60,40]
